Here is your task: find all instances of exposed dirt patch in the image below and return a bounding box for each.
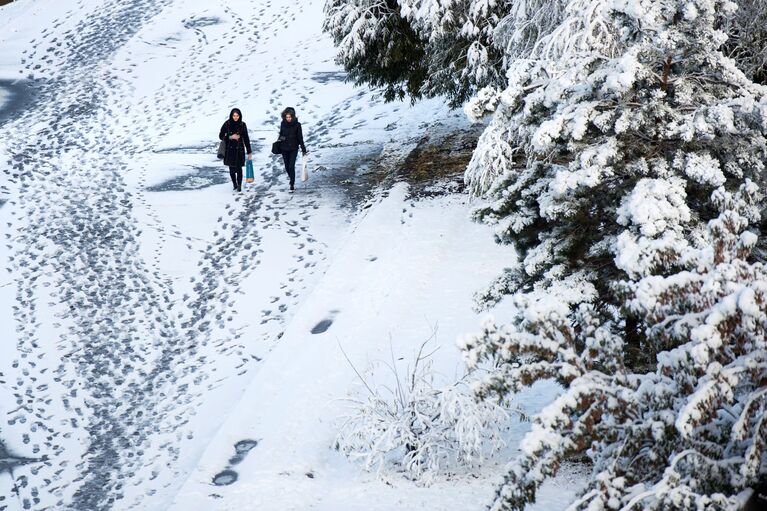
[380,123,484,198]
[399,126,482,184]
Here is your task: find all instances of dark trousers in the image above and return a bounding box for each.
[229,166,242,188]
[282,150,298,186]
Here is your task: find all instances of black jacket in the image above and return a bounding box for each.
[219,120,252,167]
[279,120,306,153]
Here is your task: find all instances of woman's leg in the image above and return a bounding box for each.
[229,166,243,190]
[282,150,298,187]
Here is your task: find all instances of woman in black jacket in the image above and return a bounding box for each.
[219,108,253,192]
[277,107,307,192]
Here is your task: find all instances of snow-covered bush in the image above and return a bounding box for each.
[462,181,767,510]
[335,341,512,481]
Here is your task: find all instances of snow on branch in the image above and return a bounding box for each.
[464,182,767,510]
[459,0,767,509]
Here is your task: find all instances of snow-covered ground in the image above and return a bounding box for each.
[0,0,583,510]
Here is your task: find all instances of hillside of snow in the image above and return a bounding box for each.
[0,1,583,510]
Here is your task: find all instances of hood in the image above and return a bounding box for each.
[281,107,298,123]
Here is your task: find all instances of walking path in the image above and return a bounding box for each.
[0,0,477,509]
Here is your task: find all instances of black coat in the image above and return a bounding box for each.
[279,120,306,153]
[219,120,252,167]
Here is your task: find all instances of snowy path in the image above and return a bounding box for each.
[3,2,197,509]
[0,0,473,509]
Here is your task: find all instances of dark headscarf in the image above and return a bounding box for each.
[229,108,244,130]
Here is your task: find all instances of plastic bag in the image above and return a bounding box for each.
[300,156,308,182]
[245,159,254,183]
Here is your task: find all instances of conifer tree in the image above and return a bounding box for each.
[461,0,767,507]
[465,0,767,359]
[323,0,767,507]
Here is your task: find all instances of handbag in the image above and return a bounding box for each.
[217,120,229,159]
[245,160,254,183]
[271,140,282,155]
[300,155,309,182]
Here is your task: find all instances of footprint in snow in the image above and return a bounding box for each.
[311,318,333,334]
[228,439,258,466]
[212,469,238,486]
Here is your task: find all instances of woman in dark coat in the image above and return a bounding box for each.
[277,107,307,192]
[219,108,253,192]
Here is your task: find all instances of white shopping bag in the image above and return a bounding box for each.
[301,155,309,182]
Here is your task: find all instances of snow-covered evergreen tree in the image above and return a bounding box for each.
[320,0,767,506]
[459,0,767,508]
[466,0,767,359]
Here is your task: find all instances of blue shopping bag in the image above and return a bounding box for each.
[245,160,254,183]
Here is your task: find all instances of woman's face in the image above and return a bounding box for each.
[232,112,240,121]
[285,113,293,122]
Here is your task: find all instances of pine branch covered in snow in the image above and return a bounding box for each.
[335,340,513,481]
[322,0,428,103]
[323,0,508,106]
[722,0,767,84]
[462,182,767,510]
